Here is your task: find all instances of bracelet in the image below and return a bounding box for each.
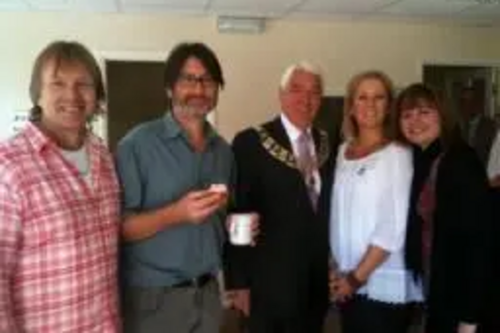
[346,271,365,290]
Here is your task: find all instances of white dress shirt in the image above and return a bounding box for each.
[330,142,423,303]
[487,130,500,179]
[280,113,321,194]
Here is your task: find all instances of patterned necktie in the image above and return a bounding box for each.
[296,132,318,210]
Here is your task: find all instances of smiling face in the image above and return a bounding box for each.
[350,78,389,132]
[279,69,322,130]
[37,59,97,133]
[170,56,219,120]
[400,99,441,149]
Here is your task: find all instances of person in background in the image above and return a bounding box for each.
[486,131,500,186]
[395,83,490,333]
[459,85,497,166]
[0,41,120,332]
[329,70,420,333]
[224,62,335,332]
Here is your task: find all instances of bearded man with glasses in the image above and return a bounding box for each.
[116,42,240,333]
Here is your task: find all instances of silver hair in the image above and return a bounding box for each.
[279,61,323,90]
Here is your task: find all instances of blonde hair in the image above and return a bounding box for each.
[341,70,394,140]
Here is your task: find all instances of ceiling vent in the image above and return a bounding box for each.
[469,0,500,4]
[217,16,266,34]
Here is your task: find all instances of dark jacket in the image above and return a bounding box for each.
[466,115,497,166]
[224,117,336,320]
[405,137,490,332]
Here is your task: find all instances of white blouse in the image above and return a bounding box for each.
[330,142,423,304]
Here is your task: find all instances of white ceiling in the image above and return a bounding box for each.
[2,0,500,25]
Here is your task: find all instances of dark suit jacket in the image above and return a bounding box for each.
[467,115,497,166]
[224,117,336,318]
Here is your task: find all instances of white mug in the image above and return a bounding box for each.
[228,213,253,246]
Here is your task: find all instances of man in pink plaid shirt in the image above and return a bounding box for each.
[0,41,121,332]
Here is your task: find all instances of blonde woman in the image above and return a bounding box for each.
[329,71,421,333]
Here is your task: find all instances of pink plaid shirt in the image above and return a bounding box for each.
[0,122,121,332]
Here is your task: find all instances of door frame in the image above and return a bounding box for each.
[421,60,500,118]
[95,51,168,144]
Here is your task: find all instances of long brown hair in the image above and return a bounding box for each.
[29,40,105,121]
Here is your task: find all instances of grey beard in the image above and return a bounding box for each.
[174,104,212,120]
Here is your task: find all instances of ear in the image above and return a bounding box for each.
[166,88,172,98]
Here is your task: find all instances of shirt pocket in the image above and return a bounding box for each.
[22,178,89,250]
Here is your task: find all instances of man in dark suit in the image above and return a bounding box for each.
[224,62,335,332]
[459,85,497,166]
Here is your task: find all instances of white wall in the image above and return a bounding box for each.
[1,12,500,140]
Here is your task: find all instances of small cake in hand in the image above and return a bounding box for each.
[208,183,228,194]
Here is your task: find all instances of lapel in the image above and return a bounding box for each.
[311,127,329,183]
[258,117,334,212]
[258,117,331,172]
[263,117,293,151]
[476,116,492,144]
[258,117,296,169]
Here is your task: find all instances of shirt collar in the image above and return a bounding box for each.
[24,121,96,154]
[163,112,183,139]
[280,112,311,143]
[24,121,52,152]
[470,115,481,126]
[163,111,218,144]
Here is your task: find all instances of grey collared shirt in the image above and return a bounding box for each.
[116,112,233,287]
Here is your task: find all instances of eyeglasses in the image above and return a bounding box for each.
[177,73,217,89]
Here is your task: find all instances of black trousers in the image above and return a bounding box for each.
[338,295,414,333]
[248,307,325,333]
